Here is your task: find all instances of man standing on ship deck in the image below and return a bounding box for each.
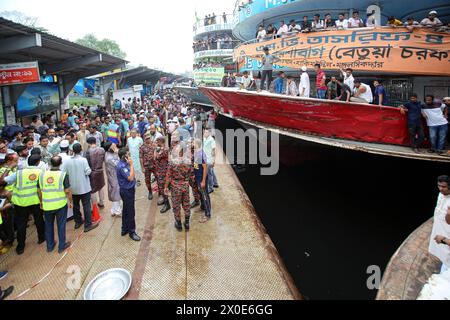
[399,93,425,153]
[259,47,280,92]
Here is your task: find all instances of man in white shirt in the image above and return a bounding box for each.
[241,71,252,89]
[348,10,364,28]
[429,175,450,274]
[340,68,355,91]
[421,95,448,155]
[277,20,289,37]
[299,66,310,98]
[311,14,324,30]
[203,128,218,193]
[421,10,443,28]
[335,13,349,29]
[256,26,267,42]
[350,80,373,103]
[58,140,72,166]
[288,20,301,33]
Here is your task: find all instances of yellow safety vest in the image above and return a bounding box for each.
[11,168,41,207]
[39,171,67,211]
[0,167,15,192]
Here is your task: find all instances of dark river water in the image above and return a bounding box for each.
[215,115,447,300]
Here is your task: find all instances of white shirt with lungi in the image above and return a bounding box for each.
[429,193,450,267]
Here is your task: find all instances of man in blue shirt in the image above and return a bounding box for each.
[273,72,286,94]
[373,80,389,106]
[400,93,425,153]
[116,148,141,241]
[193,139,211,223]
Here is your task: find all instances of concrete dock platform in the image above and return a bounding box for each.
[377,218,441,300]
[0,147,300,300]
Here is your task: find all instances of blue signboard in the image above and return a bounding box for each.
[17,83,60,117]
[73,79,85,95]
[240,57,289,72]
[40,75,56,83]
[239,0,299,22]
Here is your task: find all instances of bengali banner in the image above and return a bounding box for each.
[234,28,450,76]
[194,67,225,84]
[0,61,40,86]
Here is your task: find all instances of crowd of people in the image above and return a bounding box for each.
[255,9,449,42]
[193,34,235,52]
[0,89,220,299]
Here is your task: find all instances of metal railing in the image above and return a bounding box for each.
[238,25,448,47]
[194,14,234,30]
[193,40,240,53]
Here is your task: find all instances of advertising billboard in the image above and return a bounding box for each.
[0,61,40,86]
[17,83,60,117]
[194,67,225,84]
[235,28,450,76]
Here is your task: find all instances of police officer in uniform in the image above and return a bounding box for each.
[2,155,45,255]
[39,156,73,254]
[116,148,141,241]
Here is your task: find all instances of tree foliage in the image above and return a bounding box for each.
[75,34,127,59]
[0,10,49,32]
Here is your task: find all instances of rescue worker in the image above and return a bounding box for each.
[116,148,141,242]
[165,134,192,231]
[39,156,73,254]
[140,133,156,200]
[1,155,45,255]
[154,136,170,213]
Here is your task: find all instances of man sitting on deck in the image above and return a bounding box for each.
[350,80,373,104]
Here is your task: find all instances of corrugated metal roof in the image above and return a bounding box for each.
[0,17,127,78]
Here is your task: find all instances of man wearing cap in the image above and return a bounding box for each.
[1,155,45,255]
[260,47,280,92]
[299,66,310,98]
[140,132,156,200]
[58,140,71,165]
[421,11,443,28]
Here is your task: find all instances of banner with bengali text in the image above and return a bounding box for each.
[234,28,450,76]
[0,61,40,86]
[194,67,225,84]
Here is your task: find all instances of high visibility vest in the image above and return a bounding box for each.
[39,171,67,211]
[11,168,41,207]
[0,167,15,192]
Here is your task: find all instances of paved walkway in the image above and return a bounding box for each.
[377,218,441,300]
[0,147,300,300]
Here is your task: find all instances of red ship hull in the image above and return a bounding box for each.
[199,87,410,146]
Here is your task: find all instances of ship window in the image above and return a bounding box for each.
[385,79,413,107]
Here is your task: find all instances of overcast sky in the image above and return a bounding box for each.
[0,0,236,74]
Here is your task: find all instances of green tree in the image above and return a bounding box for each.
[76,34,127,59]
